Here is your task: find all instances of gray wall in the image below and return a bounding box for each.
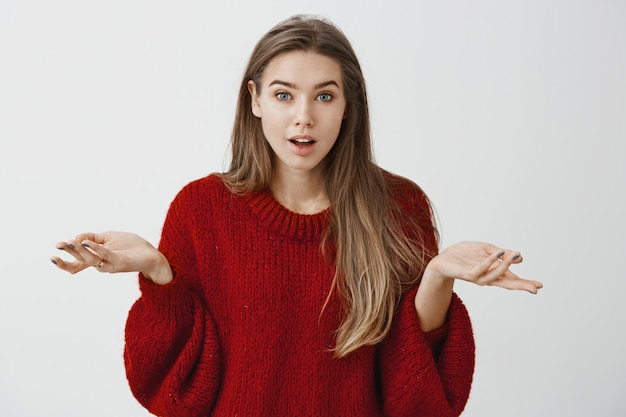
[1,0,624,415]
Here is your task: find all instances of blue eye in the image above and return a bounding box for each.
[276,92,291,101]
[318,93,332,102]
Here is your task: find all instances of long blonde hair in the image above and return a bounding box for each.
[219,15,438,357]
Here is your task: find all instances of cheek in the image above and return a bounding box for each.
[260,104,288,128]
[327,110,345,135]
[259,114,286,146]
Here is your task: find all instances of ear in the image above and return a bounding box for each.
[248,80,262,118]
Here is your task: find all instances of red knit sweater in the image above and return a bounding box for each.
[124,173,475,417]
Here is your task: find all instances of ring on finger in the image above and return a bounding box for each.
[94,258,104,268]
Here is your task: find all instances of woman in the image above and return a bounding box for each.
[51,15,542,416]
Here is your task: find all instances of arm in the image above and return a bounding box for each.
[123,185,222,416]
[377,287,475,417]
[51,183,223,416]
[53,233,222,416]
[379,243,543,416]
[378,177,543,416]
[124,275,221,417]
[377,184,474,416]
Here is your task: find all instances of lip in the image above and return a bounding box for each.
[288,134,317,142]
[287,134,317,157]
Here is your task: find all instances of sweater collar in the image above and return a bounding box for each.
[244,189,331,242]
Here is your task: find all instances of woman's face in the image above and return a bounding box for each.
[248,50,346,180]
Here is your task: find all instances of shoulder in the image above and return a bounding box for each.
[178,173,226,194]
[173,173,228,201]
[381,170,439,252]
[381,170,432,215]
[166,173,232,216]
[382,170,423,193]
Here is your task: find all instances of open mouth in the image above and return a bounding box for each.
[289,138,315,146]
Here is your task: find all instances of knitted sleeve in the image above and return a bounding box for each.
[377,173,475,416]
[124,182,222,417]
[376,288,475,417]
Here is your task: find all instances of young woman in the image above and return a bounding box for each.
[51,15,542,417]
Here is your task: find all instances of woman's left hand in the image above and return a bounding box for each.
[415,241,543,332]
[425,241,543,293]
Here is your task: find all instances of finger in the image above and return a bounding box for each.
[477,262,510,286]
[66,239,104,268]
[489,276,543,293]
[81,239,119,263]
[490,250,521,269]
[487,268,543,293]
[50,256,90,275]
[55,241,84,261]
[476,252,519,285]
[80,239,114,272]
[468,249,506,280]
[76,232,108,245]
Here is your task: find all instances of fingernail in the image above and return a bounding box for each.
[67,243,75,249]
[50,259,58,265]
[57,247,65,251]
[513,254,521,261]
[497,251,505,258]
[82,243,90,248]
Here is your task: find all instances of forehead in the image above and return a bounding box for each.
[261,50,343,87]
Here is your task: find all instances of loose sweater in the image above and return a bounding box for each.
[124,173,475,417]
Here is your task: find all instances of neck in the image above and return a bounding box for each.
[270,167,329,215]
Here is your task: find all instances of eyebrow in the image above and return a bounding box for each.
[268,80,340,89]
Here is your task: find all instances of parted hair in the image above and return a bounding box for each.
[219,15,438,357]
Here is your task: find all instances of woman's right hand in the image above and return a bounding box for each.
[51,231,173,285]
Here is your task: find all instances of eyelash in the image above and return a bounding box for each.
[274,92,334,102]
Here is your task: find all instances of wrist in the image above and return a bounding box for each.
[143,252,173,285]
[422,256,451,286]
[415,257,455,332]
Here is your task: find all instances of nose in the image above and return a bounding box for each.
[294,99,314,127]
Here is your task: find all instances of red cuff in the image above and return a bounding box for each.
[137,270,193,319]
[423,321,449,356]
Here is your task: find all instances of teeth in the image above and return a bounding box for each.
[293,138,313,143]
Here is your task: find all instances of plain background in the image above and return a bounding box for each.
[1,0,624,415]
